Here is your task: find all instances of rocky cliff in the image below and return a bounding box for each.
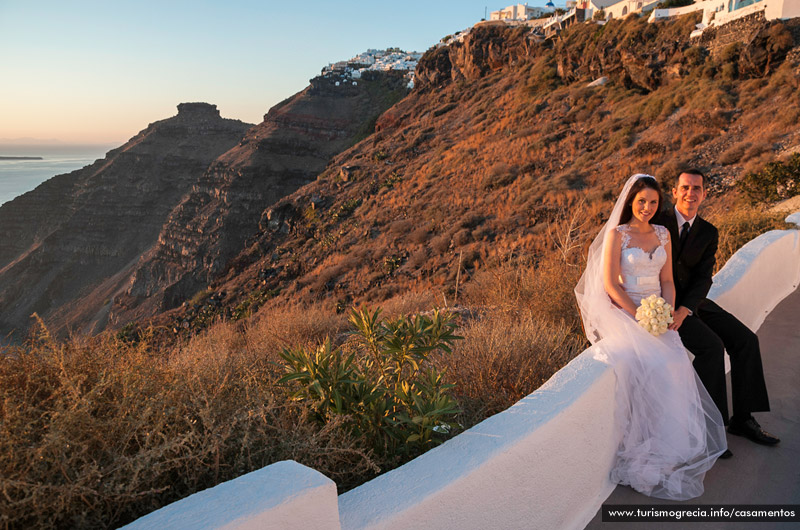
[0,103,252,338]
[145,15,800,335]
[105,70,409,327]
[4,15,799,340]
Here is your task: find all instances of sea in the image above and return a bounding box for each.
[0,144,115,207]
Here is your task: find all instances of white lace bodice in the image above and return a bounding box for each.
[617,224,669,305]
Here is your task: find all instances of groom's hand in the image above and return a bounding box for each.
[669,306,691,331]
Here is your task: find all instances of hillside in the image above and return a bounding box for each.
[0,69,409,340]
[108,70,409,328]
[0,103,252,338]
[152,14,800,334]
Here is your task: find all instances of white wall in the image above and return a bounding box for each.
[710,213,800,331]
[338,353,619,530]
[711,0,766,25]
[118,461,341,530]
[648,1,710,23]
[766,0,800,20]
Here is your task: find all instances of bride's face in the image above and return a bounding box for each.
[631,188,660,224]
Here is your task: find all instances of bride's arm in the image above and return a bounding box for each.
[602,228,639,317]
[660,231,676,308]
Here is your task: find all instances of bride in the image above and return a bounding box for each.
[575,174,727,500]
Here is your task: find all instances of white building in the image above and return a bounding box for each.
[579,0,624,20]
[490,3,550,21]
[602,0,660,19]
[649,0,800,30]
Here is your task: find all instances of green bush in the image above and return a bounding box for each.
[737,153,800,203]
[278,308,462,457]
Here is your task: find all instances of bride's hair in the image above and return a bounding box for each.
[618,176,661,225]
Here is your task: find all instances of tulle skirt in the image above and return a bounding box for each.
[594,314,727,500]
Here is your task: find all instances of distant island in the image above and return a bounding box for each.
[0,156,43,160]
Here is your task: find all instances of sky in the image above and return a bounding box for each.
[0,1,549,145]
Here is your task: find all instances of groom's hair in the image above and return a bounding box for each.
[619,176,662,225]
[675,168,706,188]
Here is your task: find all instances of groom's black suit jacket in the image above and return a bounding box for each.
[658,206,770,419]
[659,208,718,312]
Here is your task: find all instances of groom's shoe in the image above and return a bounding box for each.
[728,417,780,445]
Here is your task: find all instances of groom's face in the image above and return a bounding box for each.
[673,173,706,219]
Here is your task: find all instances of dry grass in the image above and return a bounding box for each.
[705,204,797,273]
[1,198,789,528]
[442,309,586,425]
[0,314,372,530]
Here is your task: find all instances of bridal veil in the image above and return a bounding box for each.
[575,174,726,500]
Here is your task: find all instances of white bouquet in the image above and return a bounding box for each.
[635,294,674,336]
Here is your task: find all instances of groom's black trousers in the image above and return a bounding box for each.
[677,299,770,424]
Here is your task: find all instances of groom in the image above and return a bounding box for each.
[661,169,779,452]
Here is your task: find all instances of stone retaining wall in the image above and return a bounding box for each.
[698,11,767,56]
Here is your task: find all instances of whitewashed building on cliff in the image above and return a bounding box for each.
[602,0,660,19]
[320,49,423,89]
[649,0,800,29]
[490,3,551,21]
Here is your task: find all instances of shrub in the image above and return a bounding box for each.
[278,308,462,457]
[656,0,693,6]
[737,153,800,204]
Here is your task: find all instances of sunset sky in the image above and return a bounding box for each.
[0,1,544,145]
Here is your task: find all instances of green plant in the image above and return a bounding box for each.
[331,198,362,221]
[737,153,800,204]
[188,288,211,306]
[278,308,462,456]
[381,172,403,189]
[383,254,402,273]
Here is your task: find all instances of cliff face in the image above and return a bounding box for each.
[106,70,410,327]
[146,16,800,335]
[0,103,253,338]
[4,17,798,340]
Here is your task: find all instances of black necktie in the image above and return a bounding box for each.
[679,222,690,248]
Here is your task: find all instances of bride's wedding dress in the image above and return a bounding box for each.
[576,175,726,501]
[609,224,726,499]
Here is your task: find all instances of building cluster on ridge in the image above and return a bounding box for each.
[489,0,799,39]
[319,0,798,92]
[321,49,423,89]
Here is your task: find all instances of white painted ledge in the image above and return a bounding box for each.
[118,460,340,530]
[709,226,800,332]
[339,353,618,530]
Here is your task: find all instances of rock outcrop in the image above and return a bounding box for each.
[0,103,252,338]
[108,70,410,327]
